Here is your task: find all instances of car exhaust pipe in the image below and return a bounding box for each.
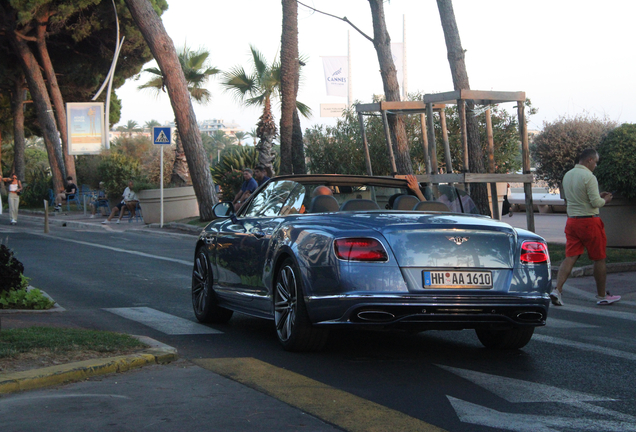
[357,310,396,322]
[516,311,544,322]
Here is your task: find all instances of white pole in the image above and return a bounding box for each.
[160,147,164,228]
[348,30,352,107]
[403,14,408,100]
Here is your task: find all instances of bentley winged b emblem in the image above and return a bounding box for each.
[447,236,469,245]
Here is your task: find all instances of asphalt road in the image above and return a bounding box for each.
[2,215,636,432]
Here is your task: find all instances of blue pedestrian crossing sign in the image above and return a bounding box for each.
[153,127,172,145]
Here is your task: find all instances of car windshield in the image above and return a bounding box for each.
[242,179,411,217]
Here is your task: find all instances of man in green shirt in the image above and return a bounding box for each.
[550,149,620,306]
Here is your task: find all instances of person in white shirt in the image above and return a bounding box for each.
[2,173,22,225]
[102,180,139,224]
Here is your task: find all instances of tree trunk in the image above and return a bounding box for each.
[11,75,26,181]
[171,130,190,186]
[124,0,218,220]
[291,109,306,174]
[256,96,277,178]
[8,29,65,194]
[436,0,490,215]
[368,0,412,175]
[279,0,298,175]
[36,17,76,182]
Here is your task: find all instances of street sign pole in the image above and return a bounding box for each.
[153,127,172,228]
[160,147,164,228]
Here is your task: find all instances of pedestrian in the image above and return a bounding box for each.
[102,180,139,224]
[2,173,22,225]
[550,148,620,306]
[253,164,270,187]
[54,176,78,211]
[232,168,258,209]
[89,182,109,218]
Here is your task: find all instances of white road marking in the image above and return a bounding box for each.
[104,307,222,335]
[448,396,636,432]
[551,303,636,322]
[545,317,598,329]
[25,231,192,266]
[533,334,636,361]
[437,365,612,403]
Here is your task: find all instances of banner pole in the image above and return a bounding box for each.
[348,30,352,107]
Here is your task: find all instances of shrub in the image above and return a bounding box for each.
[97,153,141,198]
[595,123,636,199]
[211,146,280,198]
[0,287,55,310]
[531,116,616,188]
[0,244,26,295]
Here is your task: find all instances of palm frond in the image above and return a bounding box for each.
[296,101,312,119]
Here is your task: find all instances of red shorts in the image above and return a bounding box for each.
[564,217,606,261]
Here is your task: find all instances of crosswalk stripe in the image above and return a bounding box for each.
[553,304,636,322]
[195,357,447,432]
[544,317,598,329]
[104,307,222,335]
[533,334,636,361]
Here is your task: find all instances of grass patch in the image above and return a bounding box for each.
[548,243,636,266]
[0,327,146,359]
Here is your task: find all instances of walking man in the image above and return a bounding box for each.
[550,148,620,306]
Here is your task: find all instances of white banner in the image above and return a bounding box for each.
[391,43,404,92]
[322,56,348,97]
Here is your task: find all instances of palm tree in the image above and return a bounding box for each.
[144,119,161,131]
[138,45,220,185]
[123,120,140,137]
[221,45,311,177]
[234,131,248,146]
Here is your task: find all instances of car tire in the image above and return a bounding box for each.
[475,326,535,350]
[192,248,233,323]
[274,258,328,352]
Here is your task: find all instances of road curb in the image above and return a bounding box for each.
[0,337,178,394]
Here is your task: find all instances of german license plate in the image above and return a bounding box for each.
[423,271,492,288]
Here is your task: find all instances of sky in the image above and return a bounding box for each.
[114,0,636,144]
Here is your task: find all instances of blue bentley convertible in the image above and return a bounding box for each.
[192,175,551,351]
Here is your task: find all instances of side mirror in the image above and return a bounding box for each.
[213,202,234,218]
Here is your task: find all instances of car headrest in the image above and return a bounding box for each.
[393,195,420,210]
[340,199,380,211]
[308,195,340,213]
[413,201,450,212]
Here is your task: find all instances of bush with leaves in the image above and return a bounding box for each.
[531,115,616,189]
[97,153,141,199]
[0,244,26,295]
[595,123,636,199]
[211,146,280,197]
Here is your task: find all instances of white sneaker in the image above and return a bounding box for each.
[116,219,120,224]
[550,289,564,306]
[101,220,109,224]
[90,215,96,218]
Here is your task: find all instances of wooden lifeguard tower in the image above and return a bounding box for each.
[355,89,536,232]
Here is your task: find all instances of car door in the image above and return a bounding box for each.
[215,180,306,311]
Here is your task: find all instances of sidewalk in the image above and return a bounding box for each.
[12,209,203,235]
[503,211,566,243]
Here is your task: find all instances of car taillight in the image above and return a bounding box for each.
[520,241,549,264]
[334,238,388,262]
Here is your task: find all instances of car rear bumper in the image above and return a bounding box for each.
[306,294,550,330]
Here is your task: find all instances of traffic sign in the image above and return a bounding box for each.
[153,127,172,145]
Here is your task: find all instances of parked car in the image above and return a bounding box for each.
[192,175,551,351]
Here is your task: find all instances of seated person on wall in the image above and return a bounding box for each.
[253,164,271,187]
[232,168,258,210]
[54,176,77,211]
[102,180,139,224]
[89,182,109,218]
